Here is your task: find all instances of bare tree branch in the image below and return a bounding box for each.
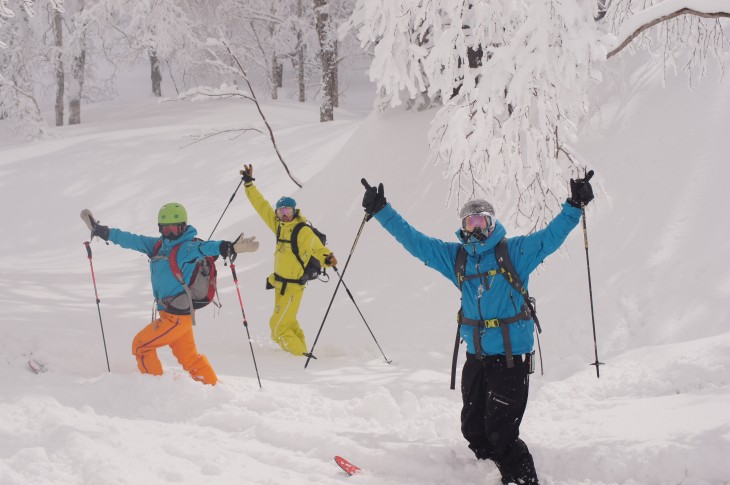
[608,8,730,58]
[221,39,302,188]
[180,127,263,149]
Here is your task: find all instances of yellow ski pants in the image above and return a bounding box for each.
[270,283,307,356]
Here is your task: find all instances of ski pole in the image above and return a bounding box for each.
[305,214,369,369]
[580,204,604,378]
[229,261,262,388]
[83,242,111,373]
[332,266,391,364]
[207,179,244,241]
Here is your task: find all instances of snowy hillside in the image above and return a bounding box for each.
[1,64,729,484]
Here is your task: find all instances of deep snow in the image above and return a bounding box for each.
[1,60,729,484]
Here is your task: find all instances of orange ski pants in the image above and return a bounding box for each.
[132,311,218,385]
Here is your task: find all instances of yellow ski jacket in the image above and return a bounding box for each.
[245,182,332,286]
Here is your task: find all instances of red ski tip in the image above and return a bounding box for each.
[334,455,362,476]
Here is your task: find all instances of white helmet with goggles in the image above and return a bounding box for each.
[459,199,495,238]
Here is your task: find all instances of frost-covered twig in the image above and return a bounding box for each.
[180,127,264,149]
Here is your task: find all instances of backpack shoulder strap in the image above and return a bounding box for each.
[495,238,540,332]
[494,238,523,292]
[168,245,184,284]
[289,222,308,269]
[152,239,163,257]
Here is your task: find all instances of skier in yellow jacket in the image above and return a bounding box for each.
[240,164,337,356]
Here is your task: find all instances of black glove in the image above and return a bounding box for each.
[568,170,595,208]
[219,241,235,259]
[361,178,387,219]
[240,164,255,184]
[94,225,110,241]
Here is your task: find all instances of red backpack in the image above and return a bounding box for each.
[152,239,219,315]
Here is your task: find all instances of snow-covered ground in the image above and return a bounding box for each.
[1,62,729,484]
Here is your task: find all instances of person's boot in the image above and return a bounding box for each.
[495,440,538,484]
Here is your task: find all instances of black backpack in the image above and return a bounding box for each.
[277,221,328,283]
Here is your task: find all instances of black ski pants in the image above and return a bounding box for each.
[460,352,538,484]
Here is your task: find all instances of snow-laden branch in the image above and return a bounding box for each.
[607,0,730,58]
[0,0,16,18]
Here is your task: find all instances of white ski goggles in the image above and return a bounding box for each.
[276,206,295,219]
[462,213,494,233]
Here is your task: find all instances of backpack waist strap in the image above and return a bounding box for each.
[457,304,532,369]
[272,273,306,295]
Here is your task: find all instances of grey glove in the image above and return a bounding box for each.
[220,233,259,260]
[80,209,110,241]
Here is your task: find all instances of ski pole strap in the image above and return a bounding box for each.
[231,264,238,283]
[450,325,461,390]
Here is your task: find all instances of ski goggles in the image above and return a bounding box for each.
[462,213,494,233]
[159,223,186,238]
[276,206,295,219]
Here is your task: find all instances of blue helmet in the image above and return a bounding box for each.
[276,196,296,209]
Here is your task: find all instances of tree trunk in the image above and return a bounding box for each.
[276,63,283,88]
[331,39,338,108]
[271,51,278,100]
[53,9,64,126]
[297,42,305,102]
[68,0,86,125]
[314,0,334,122]
[68,46,85,125]
[297,0,305,102]
[149,47,162,97]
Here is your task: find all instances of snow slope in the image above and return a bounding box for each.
[1,63,729,484]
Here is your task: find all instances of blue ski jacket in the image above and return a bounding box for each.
[107,225,224,310]
[373,202,581,356]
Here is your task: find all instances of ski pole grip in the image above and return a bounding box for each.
[84,241,92,258]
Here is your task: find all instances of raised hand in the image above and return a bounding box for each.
[361,178,387,219]
[568,170,595,208]
[240,164,255,184]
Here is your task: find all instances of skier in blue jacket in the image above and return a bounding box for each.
[81,203,259,385]
[361,172,595,485]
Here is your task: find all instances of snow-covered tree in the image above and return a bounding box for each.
[350,0,607,228]
[0,0,63,140]
[349,0,729,229]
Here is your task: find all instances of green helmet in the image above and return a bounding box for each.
[158,202,187,224]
